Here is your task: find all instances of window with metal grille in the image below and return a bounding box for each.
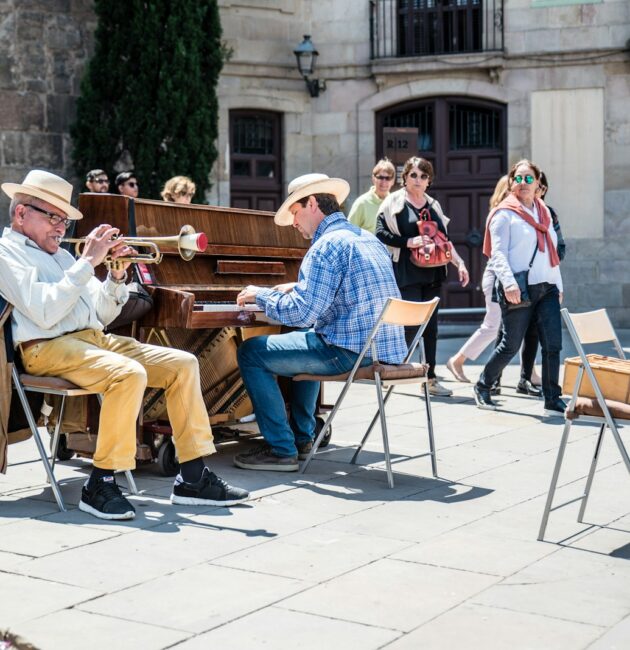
[449,103,501,149]
[232,116,275,156]
[383,104,434,151]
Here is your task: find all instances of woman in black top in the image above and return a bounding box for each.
[376,157,469,397]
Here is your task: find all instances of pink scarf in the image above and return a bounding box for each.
[483,194,560,267]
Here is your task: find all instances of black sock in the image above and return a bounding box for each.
[89,467,115,487]
[180,457,205,483]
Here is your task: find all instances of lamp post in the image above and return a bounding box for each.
[293,35,326,98]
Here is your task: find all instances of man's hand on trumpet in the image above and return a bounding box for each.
[80,224,136,279]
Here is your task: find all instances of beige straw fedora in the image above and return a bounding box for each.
[2,170,83,220]
[274,173,350,226]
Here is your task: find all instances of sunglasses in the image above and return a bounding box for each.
[373,174,393,181]
[25,204,71,228]
[92,178,109,184]
[125,181,138,188]
[408,171,429,181]
[514,174,535,185]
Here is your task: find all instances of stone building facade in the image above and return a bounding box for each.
[0,0,628,323]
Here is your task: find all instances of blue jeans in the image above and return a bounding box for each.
[237,330,371,457]
[478,282,562,401]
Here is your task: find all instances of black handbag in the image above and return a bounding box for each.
[495,243,538,310]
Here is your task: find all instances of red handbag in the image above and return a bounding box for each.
[410,208,453,268]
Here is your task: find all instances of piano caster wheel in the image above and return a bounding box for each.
[316,416,332,448]
[157,439,179,477]
[50,434,74,461]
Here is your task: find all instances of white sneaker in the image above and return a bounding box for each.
[427,378,453,397]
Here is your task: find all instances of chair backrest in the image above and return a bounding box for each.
[381,297,440,327]
[562,308,625,359]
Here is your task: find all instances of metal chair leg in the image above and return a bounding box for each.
[350,385,395,464]
[123,470,139,495]
[375,377,394,488]
[423,381,437,477]
[538,418,572,541]
[49,395,66,477]
[577,423,605,523]
[12,367,66,512]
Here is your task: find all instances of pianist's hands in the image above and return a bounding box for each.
[236,285,260,306]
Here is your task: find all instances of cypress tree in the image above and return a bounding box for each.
[71,0,225,201]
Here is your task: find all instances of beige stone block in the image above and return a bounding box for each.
[312,111,348,136]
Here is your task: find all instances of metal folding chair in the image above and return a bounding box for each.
[296,297,440,488]
[3,301,138,512]
[538,308,630,540]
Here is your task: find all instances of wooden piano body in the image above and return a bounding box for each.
[63,193,312,473]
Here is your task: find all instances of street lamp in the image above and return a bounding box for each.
[294,35,326,98]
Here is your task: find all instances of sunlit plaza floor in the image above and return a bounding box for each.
[1,332,629,649]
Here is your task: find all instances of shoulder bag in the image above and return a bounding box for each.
[409,207,453,268]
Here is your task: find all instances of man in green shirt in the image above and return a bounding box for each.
[348,159,396,233]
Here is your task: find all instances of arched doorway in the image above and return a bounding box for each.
[376,97,507,313]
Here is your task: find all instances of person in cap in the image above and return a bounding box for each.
[0,170,249,520]
[234,173,408,471]
[85,169,110,193]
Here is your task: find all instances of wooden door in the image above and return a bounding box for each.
[230,110,283,211]
[377,97,506,314]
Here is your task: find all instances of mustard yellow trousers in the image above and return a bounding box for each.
[21,329,215,470]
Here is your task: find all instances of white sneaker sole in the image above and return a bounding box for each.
[79,499,135,520]
[170,494,249,507]
[543,409,565,418]
[473,392,497,411]
[233,458,299,472]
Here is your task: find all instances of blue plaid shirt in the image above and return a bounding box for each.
[256,212,407,364]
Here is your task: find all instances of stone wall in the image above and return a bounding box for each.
[0,0,97,224]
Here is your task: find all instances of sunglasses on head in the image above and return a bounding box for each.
[25,204,72,228]
[373,174,393,181]
[408,171,429,181]
[514,174,535,185]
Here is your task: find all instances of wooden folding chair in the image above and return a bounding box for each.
[3,300,138,512]
[296,297,440,488]
[538,308,630,540]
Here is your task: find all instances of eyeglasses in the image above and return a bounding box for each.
[125,181,138,188]
[25,204,71,228]
[373,174,393,181]
[408,171,429,181]
[92,178,109,184]
[514,174,535,185]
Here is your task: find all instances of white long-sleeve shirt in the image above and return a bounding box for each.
[487,204,563,292]
[0,227,128,347]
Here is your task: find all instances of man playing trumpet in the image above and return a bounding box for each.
[0,170,248,519]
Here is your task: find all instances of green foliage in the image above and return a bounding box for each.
[71,0,225,201]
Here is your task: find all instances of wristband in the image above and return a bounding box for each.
[108,271,128,285]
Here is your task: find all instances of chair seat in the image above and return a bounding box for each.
[294,362,428,383]
[567,396,630,421]
[19,373,92,395]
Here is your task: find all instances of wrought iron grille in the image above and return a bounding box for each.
[370,0,503,59]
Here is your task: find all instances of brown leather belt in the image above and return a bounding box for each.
[18,338,50,354]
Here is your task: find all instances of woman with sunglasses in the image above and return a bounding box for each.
[473,159,565,416]
[376,156,469,397]
[348,159,396,234]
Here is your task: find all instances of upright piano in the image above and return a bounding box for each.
[71,193,311,471]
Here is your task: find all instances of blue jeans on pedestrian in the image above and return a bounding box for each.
[478,282,562,401]
[237,329,372,458]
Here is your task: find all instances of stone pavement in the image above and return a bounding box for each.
[1,335,629,650]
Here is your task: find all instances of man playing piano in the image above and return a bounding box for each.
[235,173,408,471]
[0,170,249,520]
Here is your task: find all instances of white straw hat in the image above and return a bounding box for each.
[274,173,350,226]
[2,170,82,220]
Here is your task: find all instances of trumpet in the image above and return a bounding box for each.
[62,225,208,271]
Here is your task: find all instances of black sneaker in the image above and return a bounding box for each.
[543,397,567,417]
[171,467,249,506]
[490,382,501,396]
[234,444,299,472]
[297,441,313,460]
[473,384,497,411]
[79,476,135,520]
[517,379,543,397]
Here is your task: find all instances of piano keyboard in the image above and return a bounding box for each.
[193,301,263,313]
